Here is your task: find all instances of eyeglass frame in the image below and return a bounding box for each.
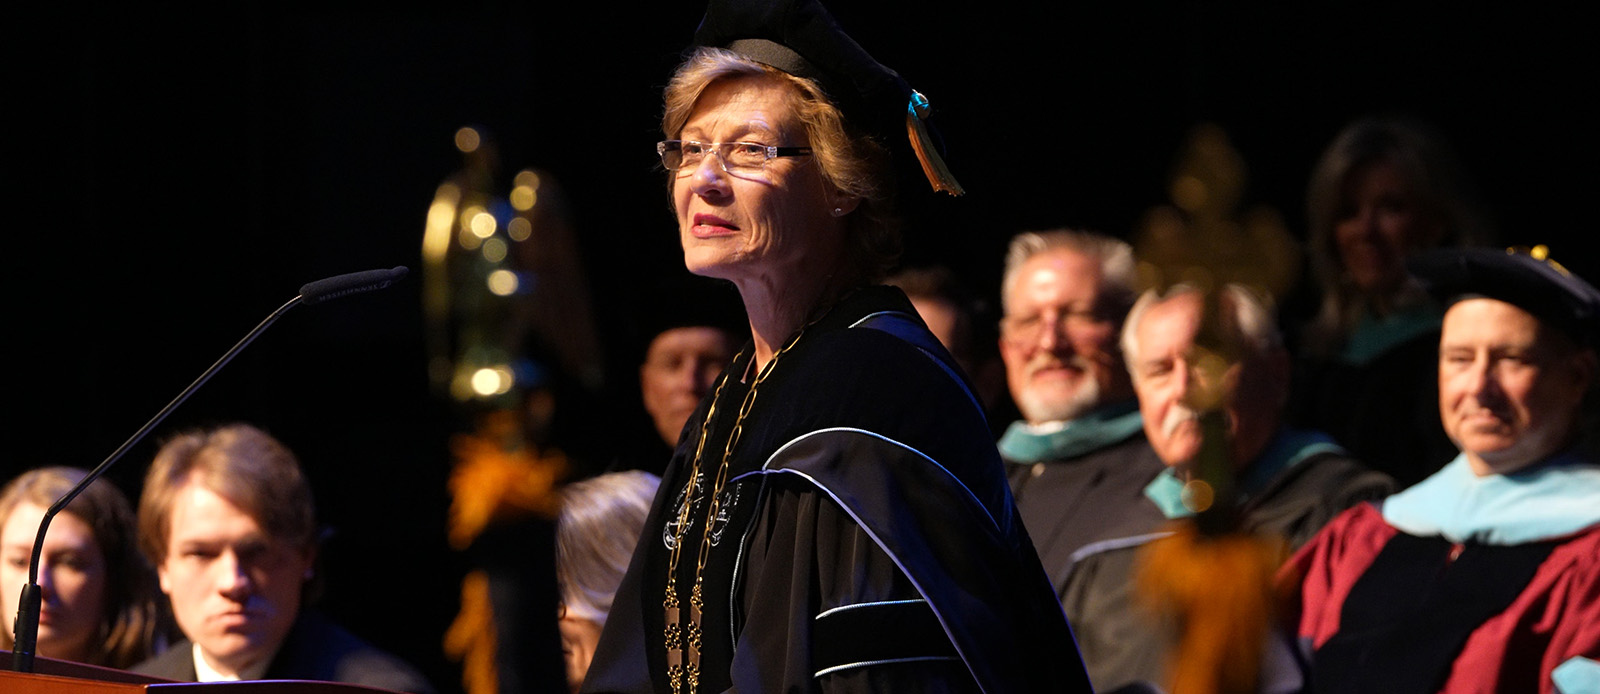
[999,306,1118,348]
[656,139,814,176]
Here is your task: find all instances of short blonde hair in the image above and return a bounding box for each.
[662,47,900,282]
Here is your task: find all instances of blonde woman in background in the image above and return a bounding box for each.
[1288,115,1493,489]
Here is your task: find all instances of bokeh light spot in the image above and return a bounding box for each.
[455,127,481,153]
[487,269,519,296]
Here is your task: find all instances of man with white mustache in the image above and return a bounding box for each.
[1057,283,1392,693]
[995,230,1166,592]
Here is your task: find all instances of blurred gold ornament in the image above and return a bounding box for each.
[427,126,594,694]
[445,411,567,550]
[442,571,498,694]
[1135,523,1290,694]
[1129,123,1300,694]
[421,128,604,416]
[1133,123,1299,303]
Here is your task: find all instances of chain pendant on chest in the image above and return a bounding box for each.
[661,322,810,694]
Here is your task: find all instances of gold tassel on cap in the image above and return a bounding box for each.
[906,91,965,196]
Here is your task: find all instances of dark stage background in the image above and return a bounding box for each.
[7,3,1594,693]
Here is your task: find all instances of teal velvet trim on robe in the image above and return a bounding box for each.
[1143,429,1345,520]
[997,400,1142,463]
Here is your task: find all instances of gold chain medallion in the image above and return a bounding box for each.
[662,324,809,693]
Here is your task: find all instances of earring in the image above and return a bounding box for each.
[831,207,844,217]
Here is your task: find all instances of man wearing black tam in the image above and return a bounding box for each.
[609,278,745,477]
[582,0,1090,692]
[1279,246,1600,694]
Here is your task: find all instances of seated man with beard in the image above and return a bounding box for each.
[996,230,1169,588]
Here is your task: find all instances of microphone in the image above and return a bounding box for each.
[299,266,409,305]
[9,266,409,673]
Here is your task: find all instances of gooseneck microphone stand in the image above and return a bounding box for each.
[9,266,407,673]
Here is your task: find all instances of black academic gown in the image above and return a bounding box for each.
[1288,327,1456,490]
[582,286,1091,694]
[1060,440,1394,693]
[1004,426,1167,594]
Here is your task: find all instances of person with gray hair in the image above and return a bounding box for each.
[996,229,1167,591]
[1056,283,1393,693]
[556,470,660,694]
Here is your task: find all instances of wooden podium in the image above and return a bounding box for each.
[2,650,403,694]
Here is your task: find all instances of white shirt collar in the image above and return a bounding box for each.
[192,642,274,682]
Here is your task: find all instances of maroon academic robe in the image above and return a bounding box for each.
[1280,503,1600,694]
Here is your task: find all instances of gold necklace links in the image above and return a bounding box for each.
[664,322,812,693]
[662,356,739,694]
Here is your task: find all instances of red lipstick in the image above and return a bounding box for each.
[692,213,738,238]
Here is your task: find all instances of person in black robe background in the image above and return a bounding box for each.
[604,277,745,479]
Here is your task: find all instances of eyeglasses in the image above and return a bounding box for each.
[1000,308,1112,346]
[656,140,813,176]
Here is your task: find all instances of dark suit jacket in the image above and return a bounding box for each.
[133,610,435,694]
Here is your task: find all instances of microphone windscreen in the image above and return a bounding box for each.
[298,266,409,305]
